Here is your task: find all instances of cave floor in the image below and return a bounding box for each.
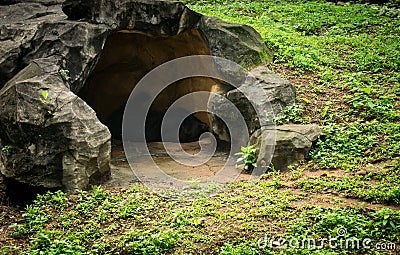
[104,139,251,188]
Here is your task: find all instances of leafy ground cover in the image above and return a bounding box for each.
[1,0,400,254]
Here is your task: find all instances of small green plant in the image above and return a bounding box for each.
[1,145,13,153]
[235,145,257,171]
[59,69,70,81]
[345,87,399,122]
[39,89,55,117]
[40,90,52,105]
[275,103,305,124]
[321,101,332,119]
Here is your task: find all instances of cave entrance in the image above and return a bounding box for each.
[79,29,223,143]
[78,29,233,184]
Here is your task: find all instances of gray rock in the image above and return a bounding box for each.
[250,66,296,115]
[210,65,296,142]
[199,16,271,67]
[251,124,323,171]
[61,0,268,66]
[0,60,111,192]
[22,21,110,93]
[0,2,66,87]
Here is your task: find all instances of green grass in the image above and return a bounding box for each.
[2,184,400,254]
[2,0,400,254]
[297,171,400,204]
[2,184,299,254]
[310,122,400,169]
[182,0,400,170]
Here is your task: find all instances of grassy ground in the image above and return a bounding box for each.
[1,0,400,254]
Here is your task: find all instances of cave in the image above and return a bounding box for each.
[78,29,227,147]
[1,0,302,193]
[76,28,237,183]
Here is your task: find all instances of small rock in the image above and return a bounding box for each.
[250,124,323,171]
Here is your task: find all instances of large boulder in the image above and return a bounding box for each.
[199,17,272,68]
[210,65,296,142]
[0,60,111,192]
[0,1,111,192]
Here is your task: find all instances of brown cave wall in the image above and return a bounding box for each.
[79,29,224,140]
